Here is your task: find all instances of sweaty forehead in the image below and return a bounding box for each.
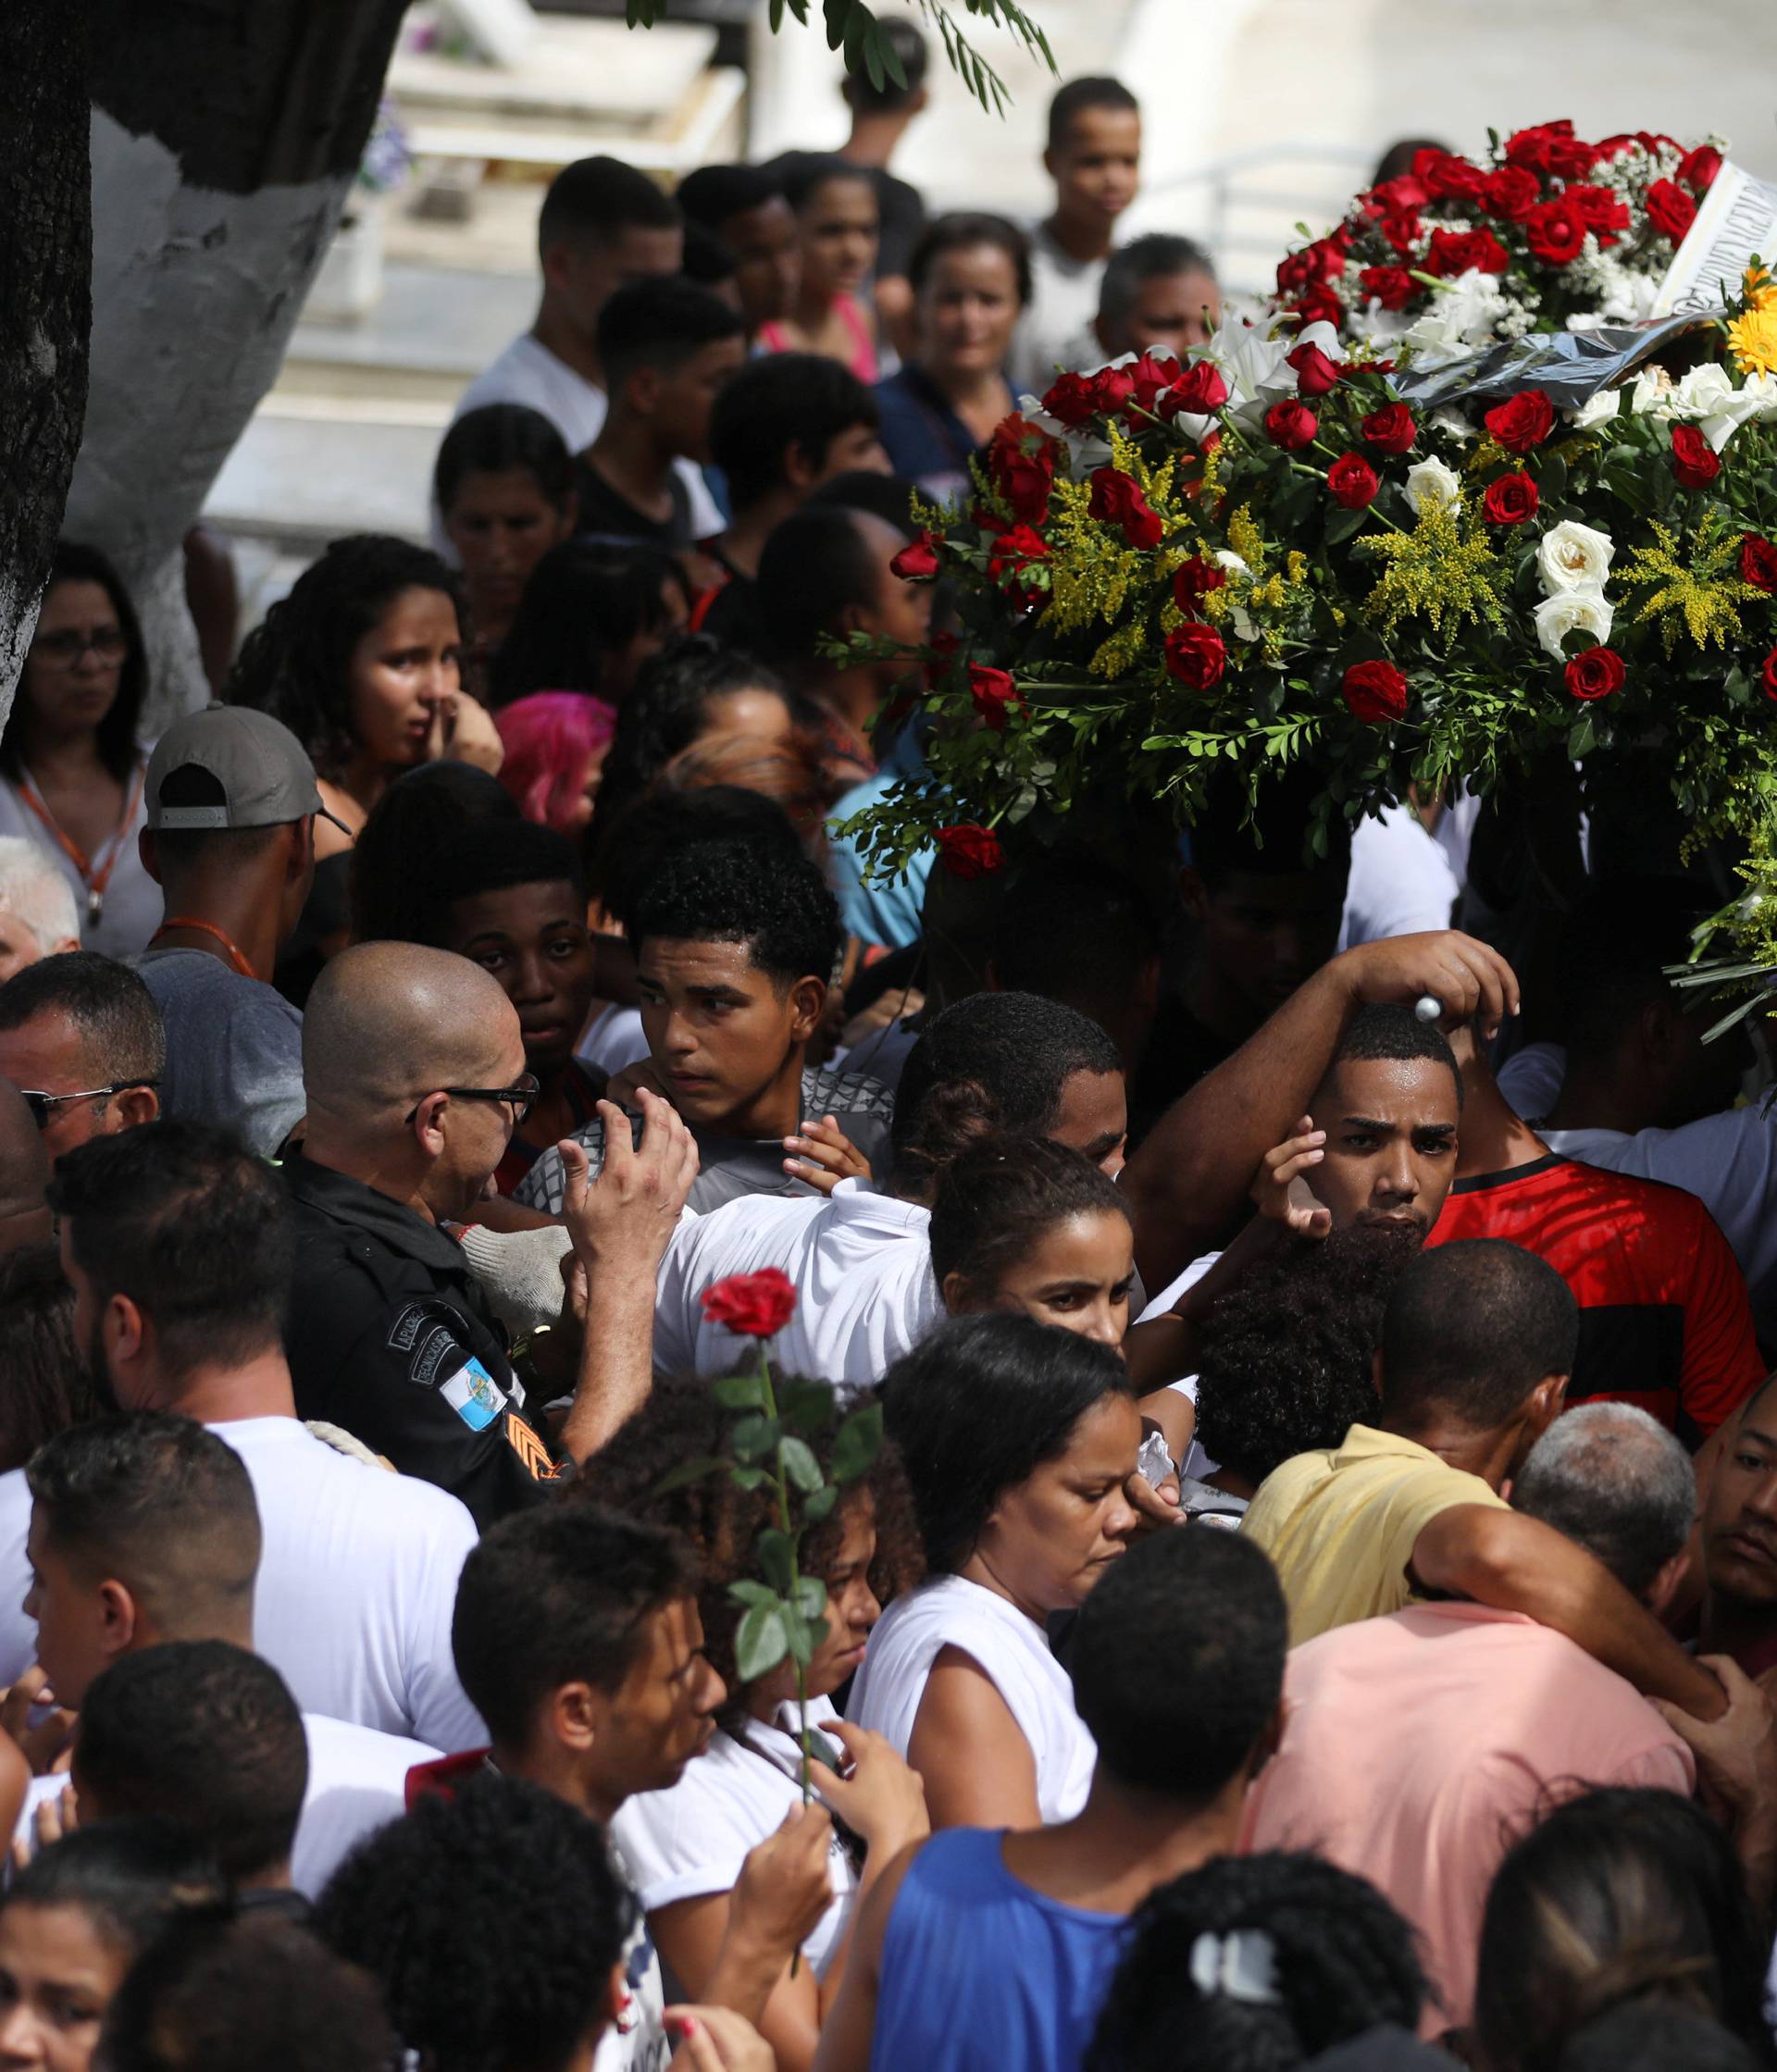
[1313,1054,1459,1125]
[1050,1067,1127,1147]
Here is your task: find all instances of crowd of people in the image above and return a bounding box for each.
[2,41,1777,2072]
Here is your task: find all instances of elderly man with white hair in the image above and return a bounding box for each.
[0,837,80,983]
[1245,1400,1698,2040]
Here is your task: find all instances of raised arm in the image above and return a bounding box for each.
[555,1092,699,1462]
[1123,932,1520,1289]
[1411,1504,1725,1720]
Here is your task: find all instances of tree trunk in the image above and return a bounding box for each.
[60,0,410,734]
[0,3,92,718]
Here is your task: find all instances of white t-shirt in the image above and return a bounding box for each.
[652,1180,940,1387]
[848,1574,1096,1823]
[1339,804,1460,952]
[12,1713,437,1903]
[0,1470,36,1688]
[578,1003,649,1078]
[444,332,723,542]
[1137,1250,1223,1481]
[1011,227,1108,402]
[611,1695,858,1979]
[212,1420,485,1754]
[292,1713,438,1898]
[591,1900,670,2072]
[1497,1041,1777,1325]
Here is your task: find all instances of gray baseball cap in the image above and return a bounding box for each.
[145,705,350,833]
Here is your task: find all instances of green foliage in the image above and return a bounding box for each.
[625,0,1055,114]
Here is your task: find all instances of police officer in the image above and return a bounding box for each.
[282,940,694,1528]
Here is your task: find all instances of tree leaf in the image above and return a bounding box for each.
[830,1402,883,1483]
[728,1579,778,1610]
[781,1599,814,1666]
[757,1528,797,1594]
[714,1373,766,1412]
[794,1575,829,1620]
[782,1378,836,1433]
[731,1466,769,1492]
[780,1435,825,1494]
[735,1604,789,1682]
[802,1483,839,1522]
[731,1414,782,1464]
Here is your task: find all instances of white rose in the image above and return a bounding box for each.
[1630,365,1681,419]
[1536,520,1616,597]
[1533,587,1613,660]
[1403,456,1462,516]
[1566,388,1622,429]
[1214,551,1251,578]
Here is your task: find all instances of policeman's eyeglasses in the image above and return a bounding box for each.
[405,1074,540,1127]
[19,1082,158,1130]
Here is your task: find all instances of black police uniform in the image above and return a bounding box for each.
[280,1152,563,1530]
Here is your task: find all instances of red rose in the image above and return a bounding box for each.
[1424,227,1509,278]
[1172,556,1226,613]
[1377,208,1423,256]
[1548,132,1603,180]
[1090,364,1137,416]
[1327,453,1380,510]
[702,1268,798,1338]
[1483,472,1539,525]
[1482,164,1542,221]
[1646,179,1698,242]
[1286,341,1343,397]
[1360,403,1416,454]
[1680,143,1723,193]
[1741,534,1777,591]
[1503,121,1572,172]
[1123,351,1183,419]
[1040,371,1100,428]
[888,531,941,581]
[968,662,1022,731]
[1484,389,1555,453]
[987,416,1058,526]
[1087,467,1164,550]
[1163,622,1226,690]
[1366,173,1430,217]
[1764,648,1777,702]
[986,523,1051,609]
[1523,197,1587,267]
[1563,646,1624,701]
[1264,399,1319,450]
[1291,287,1345,331]
[1671,423,1721,489]
[1162,359,1230,417]
[935,824,1004,879]
[1412,148,1489,204]
[1341,659,1410,724]
[1359,265,1416,311]
[1569,184,1631,243]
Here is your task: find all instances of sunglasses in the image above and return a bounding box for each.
[19,1081,158,1131]
[405,1074,541,1128]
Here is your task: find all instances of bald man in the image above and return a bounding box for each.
[281,944,696,1525]
[0,1080,52,1256]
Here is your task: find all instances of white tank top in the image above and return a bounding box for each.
[849,1574,1097,1822]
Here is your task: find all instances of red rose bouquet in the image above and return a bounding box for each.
[1272,124,1726,356]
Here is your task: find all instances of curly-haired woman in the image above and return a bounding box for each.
[585,1369,926,2072]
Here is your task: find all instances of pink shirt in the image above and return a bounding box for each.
[1242,1602,1694,2038]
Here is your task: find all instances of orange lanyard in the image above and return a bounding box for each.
[19,760,146,928]
[150,916,258,979]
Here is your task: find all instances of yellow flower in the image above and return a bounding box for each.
[1744,263,1777,311]
[1728,305,1777,378]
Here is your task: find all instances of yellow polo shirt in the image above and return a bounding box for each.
[1240,1423,1509,1646]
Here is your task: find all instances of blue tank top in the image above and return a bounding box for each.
[870,1828,1130,2072]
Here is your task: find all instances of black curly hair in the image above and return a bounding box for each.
[1084,1852,1426,2072]
[576,1369,923,1728]
[1192,1226,1416,1488]
[226,534,465,781]
[624,825,843,989]
[317,1772,635,2072]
